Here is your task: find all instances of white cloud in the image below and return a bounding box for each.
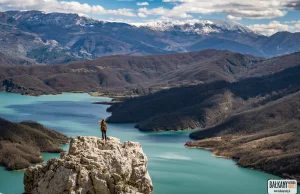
[284,0,300,10]
[295,23,300,30]
[137,2,149,6]
[1,0,300,31]
[284,20,300,24]
[248,20,300,36]
[227,15,242,21]
[0,0,136,17]
[138,12,147,18]
[158,0,300,20]
[138,7,192,19]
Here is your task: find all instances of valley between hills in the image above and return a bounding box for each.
[1,48,300,181]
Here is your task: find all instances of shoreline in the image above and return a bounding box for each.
[1,91,299,185]
[0,89,143,99]
[0,91,110,98]
[185,143,300,184]
[92,101,121,105]
[0,150,63,172]
[185,145,231,159]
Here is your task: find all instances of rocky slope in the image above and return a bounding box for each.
[24,136,153,194]
[102,53,300,182]
[107,62,300,131]
[2,50,300,97]
[0,11,300,65]
[0,52,35,66]
[0,49,264,96]
[0,118,68,170]
[186,91,300,182]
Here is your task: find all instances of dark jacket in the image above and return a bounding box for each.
[101,120,107,131]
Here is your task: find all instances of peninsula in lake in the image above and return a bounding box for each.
[0,118,68,170]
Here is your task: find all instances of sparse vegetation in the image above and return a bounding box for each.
[107,64,300,131]
[0,49,270,96]
[27,46,77,64]
[105,54,300,181]
[127,180,137,187]
[187,91,300,181]
[0,118,68,170]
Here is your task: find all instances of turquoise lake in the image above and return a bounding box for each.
[0,92,288,194]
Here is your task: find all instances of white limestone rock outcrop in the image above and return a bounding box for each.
[24,136,153,194]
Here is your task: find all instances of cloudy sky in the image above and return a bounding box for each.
[0,0,300,36]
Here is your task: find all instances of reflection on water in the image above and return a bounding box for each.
[137,130,193,143]
[157,152,192,160]
[0,92,283,194]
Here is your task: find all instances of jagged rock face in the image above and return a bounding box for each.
[24,136,153,194]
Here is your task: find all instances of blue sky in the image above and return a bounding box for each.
[0,0,300,36]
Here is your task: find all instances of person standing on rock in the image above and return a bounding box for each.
[99,119,108,140]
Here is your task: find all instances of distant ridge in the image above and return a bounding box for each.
[105,50,300,181]
[0,10,300,65]
[0,49,266,96]
[107,52,300,131]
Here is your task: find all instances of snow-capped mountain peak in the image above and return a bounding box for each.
[134,19,255,35]
[7,11,255,35]
[6,10,98,27]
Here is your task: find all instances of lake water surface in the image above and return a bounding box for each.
[0,92,285,194]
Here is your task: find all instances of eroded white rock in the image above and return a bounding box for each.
[24,136,153,194]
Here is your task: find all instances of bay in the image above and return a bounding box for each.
[0,92,286,194]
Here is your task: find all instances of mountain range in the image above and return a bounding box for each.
[106,52,300,131]
[1,9,300,184]
[104,50,300,181]
[1,11,300,182]
[0,49,273,96]
[0,11,300,65]
[1,49,300,97]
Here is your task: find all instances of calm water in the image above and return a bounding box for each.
[0,92,286,194]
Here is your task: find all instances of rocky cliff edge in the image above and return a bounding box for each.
[24,136,153,194]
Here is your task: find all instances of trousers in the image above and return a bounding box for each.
[101,130,107,140]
